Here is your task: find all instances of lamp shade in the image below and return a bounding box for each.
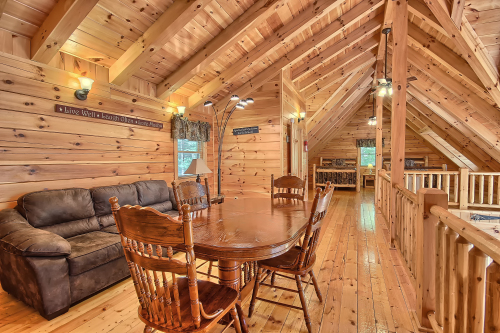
[78,77,94,90]
[368,163,374,168]
[184,158,213,175]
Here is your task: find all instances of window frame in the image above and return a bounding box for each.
[359,146,376,167]
[174,139,206,179]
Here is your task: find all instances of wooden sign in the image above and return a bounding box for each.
[55,104,163,129]
[233,126,259,135]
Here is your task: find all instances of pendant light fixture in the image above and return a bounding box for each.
[368,96,377,126]
[378,27,393,97]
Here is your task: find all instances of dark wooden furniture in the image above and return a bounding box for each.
[271,174,306,200]
[172,178,217,279]
[110,199,242,333]
[248,183,334,333]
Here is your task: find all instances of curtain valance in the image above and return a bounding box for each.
[171,114,211,142]
[356,138,385,147]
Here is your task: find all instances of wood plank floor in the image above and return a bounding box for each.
[0,189,419,332]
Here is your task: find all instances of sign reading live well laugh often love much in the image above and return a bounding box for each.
[55,104,164,129]
[233,126,259,135]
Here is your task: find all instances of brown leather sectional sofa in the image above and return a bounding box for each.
[0,180,178,320]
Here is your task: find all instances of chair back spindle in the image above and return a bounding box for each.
[172,179,211,211]
[110,198,201,329]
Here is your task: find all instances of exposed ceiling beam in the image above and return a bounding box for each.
[292,16,382,81]
[307,65,374,129]
[304,54,376,99]
[187,0,348,109]
[407,21,485,95]
[212,0,384,110]
[376,0,393,60]
[309,93,370,158]
[155,0,286,99]
[408,0,447,36]
[30,0,99,63]
[423,0,500,108]
[450,0,465,27]
[405,46,500,127]
[298,39,378,91]
[0,0,7,17]
[309,72,374,146]
[109,0,210,86]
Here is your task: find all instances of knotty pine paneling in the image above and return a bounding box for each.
[0,51,215,208]
[308,104,456,188]
[218,75,281,198]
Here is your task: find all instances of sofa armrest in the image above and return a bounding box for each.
[168,187,178,210]
[0,209,71,257]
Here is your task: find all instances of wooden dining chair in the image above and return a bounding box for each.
[248,182,334,333]
[172,178,217,280]
[110,198,242,333]
[271,174,306,201]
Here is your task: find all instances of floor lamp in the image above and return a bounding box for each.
[204,95,254,196]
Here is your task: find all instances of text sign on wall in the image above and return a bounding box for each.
[55,104,163,129]
[233,126,259,135]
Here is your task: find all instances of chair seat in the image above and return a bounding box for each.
[258,246,315,275]
[66,231,123,276]
[139,277,239,332]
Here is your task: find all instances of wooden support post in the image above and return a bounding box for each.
[390,0,408,245]
[356,148,361,192]
[459,168,469,210]
[424,155,429,167]
[416,188,448,329]
[375,59,384,202]
[313,164,317,191]
[485,262,500,332]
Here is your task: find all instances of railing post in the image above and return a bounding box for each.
[459,168,469,210]
[416,188,448,329]
[313,164,316,191]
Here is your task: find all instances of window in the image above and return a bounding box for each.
[360,147,376,166]
[177,139,203,177]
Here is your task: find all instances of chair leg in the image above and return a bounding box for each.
[230,306,243,333]
[309,270,322,302]
[207,261,213,278]
[271,271,276,286]
[143,326,153,333]
[248,268,262,317]
[295,275,312,333]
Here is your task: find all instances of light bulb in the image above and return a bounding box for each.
[388,87,393,95]
[78,77,94,91]
[235,103,244,109]
[204,101,213,107]
[378,87,387,97]
[240,99,248,106]
[177,106,186,116]
[246,98,254,104]
[231,95,240,101]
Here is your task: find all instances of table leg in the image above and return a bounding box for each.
[218,260,249,333]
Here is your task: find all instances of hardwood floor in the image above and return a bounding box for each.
[0,189,419,333]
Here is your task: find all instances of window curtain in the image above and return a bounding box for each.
[171,114,211,142]
[356,138,385,147]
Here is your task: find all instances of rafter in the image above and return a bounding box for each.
[308,66,374,130]
[450,0,465,28]
[407,0,447,36]
[0,0,7,17]
[376,0,393,60]
[304,54,376,99]
[30,0,99,63]
[298,39,378,91]
[187,0,348,109]
[423,0,500,107]
[155,0,285,100]
[292,17,382,81]
[407,22,485,95]
[109,0,210,86]
[212,0,384,109]
[405,46,500,127]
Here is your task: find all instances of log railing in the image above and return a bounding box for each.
[376,178,500,332]
[404,170,460,206]
[467,171,500,209]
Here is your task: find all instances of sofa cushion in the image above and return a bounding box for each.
[147,201,174,214]
[134,180,172,207]
[17,189,99,238]
[90,184,138,228]
[66,231,123,276]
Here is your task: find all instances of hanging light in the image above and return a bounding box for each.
[368,96,376,126]
[240,99,248,106]
[235,103,245,109]
[378,87,387,97]
[246,98,254,104]
[203,100,213,107]
[388,87,393,95]
[230,95,240,101]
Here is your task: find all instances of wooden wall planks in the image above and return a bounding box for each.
[0,49,214,209]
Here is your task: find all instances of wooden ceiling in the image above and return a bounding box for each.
[0,0,499,170]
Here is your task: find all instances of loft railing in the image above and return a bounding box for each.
[376,170,500,332]
[403,170,460,206]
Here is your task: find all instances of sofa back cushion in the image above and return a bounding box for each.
[134,180,174,211]
[16,188,99,238]
[91,184,138,228]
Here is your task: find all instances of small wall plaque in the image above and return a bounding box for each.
[55,104,163,129]
[233,126,259,135]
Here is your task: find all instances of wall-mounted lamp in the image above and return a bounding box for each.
[298,111,306,122]
[75,77,94,100]
[177,106,186,117]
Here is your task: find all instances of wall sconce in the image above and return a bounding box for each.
[177,106,186,117]
[75,77,94,100]
[298,111,306,122]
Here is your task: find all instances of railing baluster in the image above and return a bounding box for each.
[435,221,446,326]
[454,174,459,204]
[470,174,475,204]
[488,175,494,205]
[412,173,417,193]
[485,261,500,333]
[455,236,470,333]
[467,247,487,333]
[437,174,442,190]
[444,228,458,333]
[479,175,485,204]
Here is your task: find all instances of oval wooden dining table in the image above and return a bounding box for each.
[187,198,313,333]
